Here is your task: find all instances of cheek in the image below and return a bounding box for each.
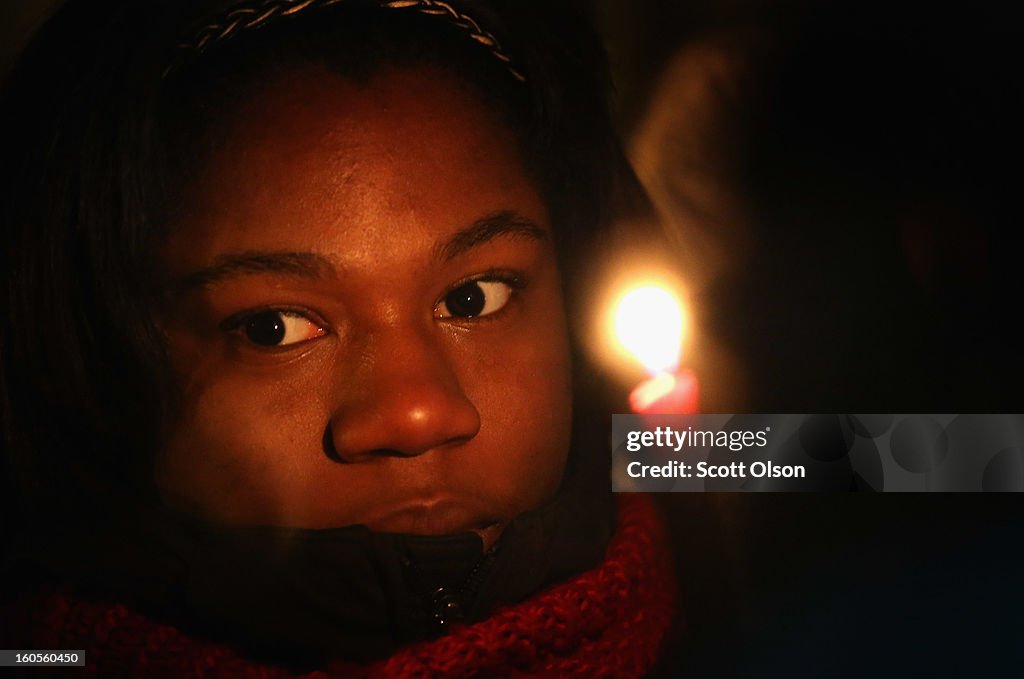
[155,356,334,523]
[482,361,572,506]
[455,294,574,509]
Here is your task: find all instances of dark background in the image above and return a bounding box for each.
[4,1,1023,675]
[589,2,1024,675]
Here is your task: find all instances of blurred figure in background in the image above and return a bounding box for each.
[624,3,1022,414]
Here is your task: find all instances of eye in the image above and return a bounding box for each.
[230,310,326,347]
[436,279,514,319]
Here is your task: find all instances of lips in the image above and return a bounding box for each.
[364,498,506,547]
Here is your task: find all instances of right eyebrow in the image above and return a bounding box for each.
[435,210,549,262]
[169,251,337,293]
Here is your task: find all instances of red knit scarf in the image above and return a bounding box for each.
[10,495,676,677]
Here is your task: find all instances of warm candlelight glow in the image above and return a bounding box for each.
[581,251,696,397]
[613,285,686,374]
[608,282,700,414]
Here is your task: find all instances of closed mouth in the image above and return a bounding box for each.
[365,498,505,546]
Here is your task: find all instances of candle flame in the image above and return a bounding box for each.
[613,286,684,374]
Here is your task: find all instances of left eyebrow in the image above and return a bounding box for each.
[435,211,548,262]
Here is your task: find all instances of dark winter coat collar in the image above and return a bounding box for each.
[157,481,614,665]
[6,495,676,678]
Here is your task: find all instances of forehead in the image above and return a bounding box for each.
[163,64,545,269]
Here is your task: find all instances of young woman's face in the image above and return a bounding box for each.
[156,65,572,544]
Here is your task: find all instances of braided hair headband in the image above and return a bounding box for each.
[163,0,526,81]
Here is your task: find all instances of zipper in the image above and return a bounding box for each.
[401,540,502,634]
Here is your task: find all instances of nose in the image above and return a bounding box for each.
[326,325,481,462]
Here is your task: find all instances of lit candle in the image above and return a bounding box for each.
[613,285,700,415]
[628,368,699,414]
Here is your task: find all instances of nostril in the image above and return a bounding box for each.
[326,437,482,463]
[324,422,443,462]
[323,424,343,463]
[375,447,428,458]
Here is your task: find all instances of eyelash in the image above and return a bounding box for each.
[218,270,526,348]
[434,270,526,321]
[219,305,328,350]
